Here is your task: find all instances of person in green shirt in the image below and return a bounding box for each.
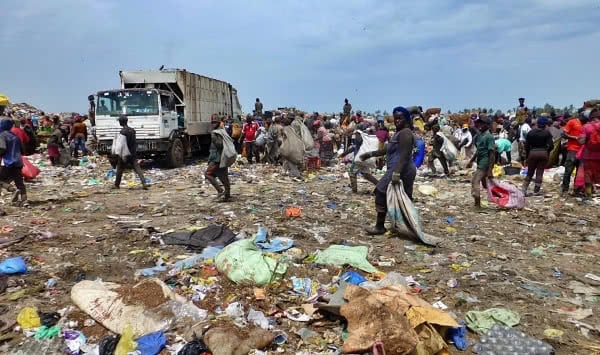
[495,138,512,165]
[465,116,495,208]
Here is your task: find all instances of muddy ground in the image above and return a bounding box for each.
[0,156,598,354]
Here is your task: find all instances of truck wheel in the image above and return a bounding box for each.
[167,138,185,168]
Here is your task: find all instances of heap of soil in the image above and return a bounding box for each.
[67,309,111,341]
[117,280,167,308]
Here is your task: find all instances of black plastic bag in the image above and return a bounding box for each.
[177,339,209,355]
[40,312,61,327]
[99,335,120,355]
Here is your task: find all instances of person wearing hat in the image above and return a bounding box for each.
[359,106,417,235]
[0,119,28,209]
[455,123,474,161]
[464,116,495,208]
[113,115,148,190]
[205,115,232,201]
[523,116,553,195]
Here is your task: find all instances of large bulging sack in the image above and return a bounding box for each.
[215,238,287,286]
[111,134,130,159]
[437,132,458,161]
[354,132,379,169]
[299,123,315,151]
[71,278,205,337]
[213,129,237,168]
[280,126,304,166]
[486,179,525,209]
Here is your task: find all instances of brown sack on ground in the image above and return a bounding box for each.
[204,326,273,355]
[340,285,419,354]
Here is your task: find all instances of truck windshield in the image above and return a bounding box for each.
[96,90,159,116]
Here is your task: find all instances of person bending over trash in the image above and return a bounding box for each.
[339,130,378,193]
[359,106,416,235]
[0,119,28,209]
[427,124,450,177]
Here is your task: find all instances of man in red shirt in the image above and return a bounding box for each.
[240,114,259,164]
[10,120,30,146]
[561,113,584,194]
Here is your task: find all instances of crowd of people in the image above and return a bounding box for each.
[209,97,600,211]
[0,96,599,217]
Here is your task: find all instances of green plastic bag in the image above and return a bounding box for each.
[215,238,287,286]
[34,325,61,339]
[313,245,378,273]
[465,308,520,335]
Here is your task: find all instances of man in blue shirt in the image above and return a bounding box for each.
[0,119,27,209]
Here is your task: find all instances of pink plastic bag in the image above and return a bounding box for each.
[487,179,525,209]
[21,157,40,180]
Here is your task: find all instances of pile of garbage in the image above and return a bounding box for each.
[0,145,598,354]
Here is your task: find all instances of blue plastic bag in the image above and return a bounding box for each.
[136,331,166,355]
[0,256,27,274]
[340,271,367,285]
[447,321,468,350]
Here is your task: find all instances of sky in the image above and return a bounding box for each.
[1,0,600,115]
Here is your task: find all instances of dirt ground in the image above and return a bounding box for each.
[0,156,598,354]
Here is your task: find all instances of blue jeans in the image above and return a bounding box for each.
[71,137,87,156]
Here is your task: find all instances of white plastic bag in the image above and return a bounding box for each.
[354,131,379,169]
[437,132,458,161]
[213,129,237,168]
[111,134,130,159]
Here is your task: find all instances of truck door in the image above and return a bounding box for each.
[160,94,178,136]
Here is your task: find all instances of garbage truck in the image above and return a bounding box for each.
[95,69,242,167]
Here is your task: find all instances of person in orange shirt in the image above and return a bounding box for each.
[69,116,88,157]
[561,112,585,195]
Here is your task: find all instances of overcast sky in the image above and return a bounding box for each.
[1,0,599,114]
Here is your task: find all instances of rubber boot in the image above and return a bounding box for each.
[219,176,231,202]
[206,175,224,198]
[366,212,386,235]
[350,175,358,193]
[533,185,541,195]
